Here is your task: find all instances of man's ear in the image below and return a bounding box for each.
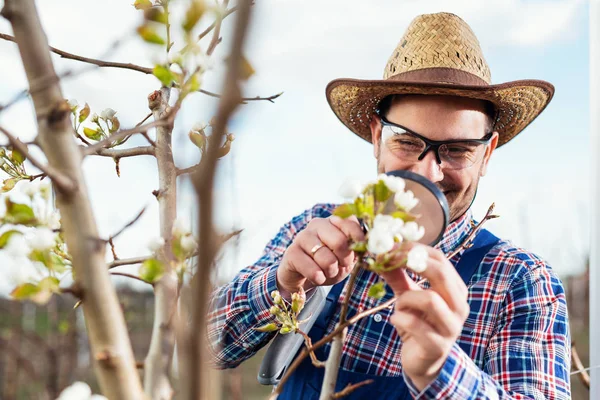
[370,115,381,159]
[480,131,499,177]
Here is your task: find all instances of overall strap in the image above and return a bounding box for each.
[454,228,500,285]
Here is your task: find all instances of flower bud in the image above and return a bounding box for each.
[291,291,305,314]
[255,323,279,333]
[279,326,292,335]
[269,305,279,315]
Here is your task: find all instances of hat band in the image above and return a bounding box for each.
[387,67,489,86]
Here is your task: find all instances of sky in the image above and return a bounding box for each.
[0,0,591,295]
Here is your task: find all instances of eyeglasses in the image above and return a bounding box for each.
[379,116,494,170]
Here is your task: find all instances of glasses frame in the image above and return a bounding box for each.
[378,115,494,169]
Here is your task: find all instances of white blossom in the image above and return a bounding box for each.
[67,99,79,109]
[192,122,208,132]
[378,174,406,193]
[90,113,99,123]
[56,381,107,400]
[406,246,429,273]
[180,235,197,253]
[21,181,39,197]
[394,190,419,212]
[367,226,395,254]
[373,214,404,237]
[338,179,364,199]
[100,108,116,120]
[172,219,190,236]
[45,212,61,230]
[7,256,42,286]
[4,234,31,257]
[148,237,165,252]
[29,227,57,251]
[400,221,425,242]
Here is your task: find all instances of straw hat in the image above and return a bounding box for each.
[326,12,554,147]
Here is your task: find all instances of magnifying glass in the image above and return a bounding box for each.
[257,170,449,385]
[384,169,449,246]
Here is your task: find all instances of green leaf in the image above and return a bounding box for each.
[184,73,201,93]
[0,230,22,249]
[79,103,90,123]
[11,147,25,165]
[188,131,206,150]
[139,258,164,283]
[1,178,17,193]
[255,323,279,332]
[38,276,60,292]
[153,64,175,87]
[390,210,416,222]
[239,55,255,81]
[374,179,392,202]
[182,0,206,32]
[368,281,386,299]
[137,25,166,45]
[133,0,153,10]
[83,127,103,141]
[144,8,168,24]
[332,203,358,219]
[171,237,185,262]
[4,199,37,226]
[10,283,40,300]
[349,241,367,253]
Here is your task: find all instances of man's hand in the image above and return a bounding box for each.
[277,215,365,295]
[381,244,470,391]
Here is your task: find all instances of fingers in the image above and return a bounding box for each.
[329,215,365,243]
[380,268,421,296]
[390,310,446,351]
[284,245,328,286]
[395,290,468,336]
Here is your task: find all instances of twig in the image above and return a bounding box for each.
[206,10,222,56]
[571,343,590,388]
[83,111,176,155]
[447,203,499,259]
[177,163,200,176]
[339,258,362,323]
[108,256,150,269]
[0,125,76,193]
[197,6,238,41]
[92,146,156,158]
[109,238,119,260]
[331,379,375,399]
[110,272,152,285]
[198,88,283,103]
[270,297,396,399]
[297,330,325,368]
[0,32,154,75]
[221,228,243,245]
[109,206,147,241]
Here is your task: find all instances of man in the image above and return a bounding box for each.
[207,12,570,399]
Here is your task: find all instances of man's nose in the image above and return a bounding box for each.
[407,151,444,183]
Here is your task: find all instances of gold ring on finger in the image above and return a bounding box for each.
[310,243,326,257]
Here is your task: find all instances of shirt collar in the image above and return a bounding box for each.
[434,208,474,255]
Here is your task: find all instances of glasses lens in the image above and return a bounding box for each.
[439,142,486,169]
[382,126,426,162]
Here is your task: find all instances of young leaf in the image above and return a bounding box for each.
[367,281,386,299]
[349,241,367,253]
[133,0,153,10]
[83,127,103,141]
[255,323,279,332]
[332,203,358,219]
[4,199,37,226]
[1,178,17,193]
[153,64,175,87]
[109,117,120,134]
[182,0,206,32]
[79,103,90,123]
[374,179,391,202]
[239,55,255,80]
[0,230,22,249]
[139,258,164,283]
[144,8,167,24]
[11,147,26,165]
[188,131,206,150]
[10,283,40,300]
[390,210,416,222]
[137,25,166,45]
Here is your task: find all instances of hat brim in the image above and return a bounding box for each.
[326,78,555,147]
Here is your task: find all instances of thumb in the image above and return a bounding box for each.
[380,268,421,296]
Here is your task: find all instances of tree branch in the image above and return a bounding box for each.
[109,272,152,285]
[0,125,76,193]
[143,87,179,400]
[108,256,150,269]
[198,88,283,103]
[183,1,253,399]
[571,342,590,389]
[197,6,239,41]
[91,146,156,158]
[331,380,375,399]
[447,203,499,259]
[1,0,144,397]
[176,163,200,176]
[0,32,154,75]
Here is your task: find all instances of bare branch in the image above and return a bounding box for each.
[110,206,147,242]
[0,125,76,193]
[199,88,283,103]
[0,32,154,75]
[447,203,499,259]
[331,380,375,399]
[177,163,200,176]
[91,146,156,158]
[183,1,253,399]
[197,6,239,41]
[108,256,150,269]
[110,272,152,285]
[571,343,590,389]
[1,0,144,396]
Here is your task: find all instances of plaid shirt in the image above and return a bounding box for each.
[207,203,571,399]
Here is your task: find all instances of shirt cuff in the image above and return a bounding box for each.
[404,343,481,399]
[247,264,280,321]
